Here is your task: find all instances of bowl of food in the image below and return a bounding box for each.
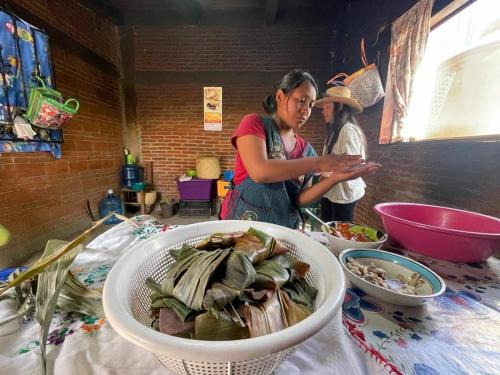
[374,202,500,262]
[339,249,446,306]
[321,221,387,256]
[103,220,345,375]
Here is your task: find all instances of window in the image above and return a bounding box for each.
[403,0,500,141]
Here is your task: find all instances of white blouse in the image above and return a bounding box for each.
[323,122,367,204]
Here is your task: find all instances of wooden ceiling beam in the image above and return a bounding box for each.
[171,0,202,25]
[265,0,280,25]
[85,0,124,25]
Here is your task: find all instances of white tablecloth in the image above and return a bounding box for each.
[0,217,385,375]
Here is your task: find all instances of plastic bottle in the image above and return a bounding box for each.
[99,189,124,224]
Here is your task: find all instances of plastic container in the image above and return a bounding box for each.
[102,220,346,375]
[374,202,500,262]
[223,170,234,182]
[217,179,230,198]
[99,190,124,224]
[160,200,178,218]
[121,165,144,188]
[179,200,212,217]
[177,178,215,200]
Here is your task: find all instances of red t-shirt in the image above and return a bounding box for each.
[231,113,307,184]
[220,114,308,220]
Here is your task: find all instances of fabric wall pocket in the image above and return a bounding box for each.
[25,76,79,129]
[328,38,385,108]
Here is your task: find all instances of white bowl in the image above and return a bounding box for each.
[321,221,387,256]
[103,220,345,375]
[339,249,446,306]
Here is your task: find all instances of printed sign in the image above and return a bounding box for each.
[203,87,222,131]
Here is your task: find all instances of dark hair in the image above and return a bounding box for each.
[262,69,319,114]
[324,103,365,154]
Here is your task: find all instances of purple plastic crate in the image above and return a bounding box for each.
[177,178,215,200]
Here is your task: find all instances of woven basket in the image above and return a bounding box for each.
[136,191,157,205]
[103,221,345,375]
[196,156,220,179]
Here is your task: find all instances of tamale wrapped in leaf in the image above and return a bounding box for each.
[169,244,199,262]
[195,311,249,340]
[230,228,276,265]
[202,282,240,313]
[148,273,196,322]
[239,288,274,304]
[172,249,230,310]
[195,231,245,250]
[161,248,203,295]
[151,295,196,322]
[221,251,256,290]
[243,292,287,337]
[283,278,318,310]
[159,307,195,335]
[271,255,310,278]
[277,289,311,326]
[254,260,290,289]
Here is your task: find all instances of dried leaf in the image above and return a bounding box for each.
[35,240,83,375]
[0,212,119,297]
[277,289,311,326]
[243,292,287,337]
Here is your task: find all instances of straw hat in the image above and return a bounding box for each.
[314,86,363,113]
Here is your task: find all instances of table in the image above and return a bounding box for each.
[0,217,380,375]
[1,218,498,375]
[306,232,500,375]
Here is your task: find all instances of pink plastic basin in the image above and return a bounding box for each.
[373,202,500,263]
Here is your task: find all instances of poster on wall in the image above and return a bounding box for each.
[203,87,222,131]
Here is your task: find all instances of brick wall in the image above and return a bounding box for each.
[0,1,123,266]
[334,0,500,229]
[135,24,333,201]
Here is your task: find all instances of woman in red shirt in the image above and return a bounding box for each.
[220,69,380,228]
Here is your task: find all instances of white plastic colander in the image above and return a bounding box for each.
[103,220,346,375]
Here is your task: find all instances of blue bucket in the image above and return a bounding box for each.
[223,170,234,182]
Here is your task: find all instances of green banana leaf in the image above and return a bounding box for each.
[254,260,290,289]
[172,249,230,310]
[268,254,310,279]
[221,251,256,290]
[195,231,245,250]
[202,282,240,314]
[282,278,318,310]
[195,310,249,341]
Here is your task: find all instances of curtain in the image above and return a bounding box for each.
[379,0,435,144]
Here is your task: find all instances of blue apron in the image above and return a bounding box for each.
[224,116,316,229]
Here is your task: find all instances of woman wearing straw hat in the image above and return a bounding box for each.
[220,69,380,229]
[314,85,368,222]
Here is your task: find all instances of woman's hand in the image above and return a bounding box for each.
[326,161,381,183]
[317,154,365,172]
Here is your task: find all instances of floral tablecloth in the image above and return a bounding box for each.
[1,220,498,375]
[0,218,381,375]
[307,232,500,375]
